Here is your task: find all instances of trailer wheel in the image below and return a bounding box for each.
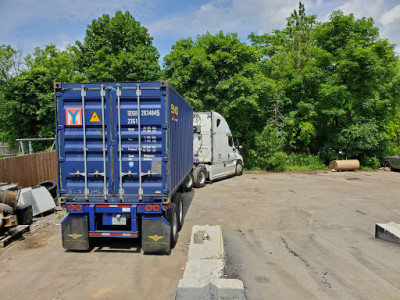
[184,174,193,191]
[385,161,392,171]
[0,203,14,216]
[167,203,179,250]
[173,193,184,231]
[235,160,243,176]
[172,192,184,230]
[193,167,207,188]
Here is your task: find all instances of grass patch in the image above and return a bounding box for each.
[359,166,377,171]
[37,223,49,231]
[285,165,327,171]
[57,213,65,220]
[284,153,327,171]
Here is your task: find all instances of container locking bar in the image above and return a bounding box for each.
[137,84,143,200]
[100,85,108,200]
[88,171,105,177]
[117,85,125,199]
[81,86,89,199]
[69,170,86,177]
[121,170,138,177]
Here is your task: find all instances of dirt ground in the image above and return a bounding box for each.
[1,170,400,299]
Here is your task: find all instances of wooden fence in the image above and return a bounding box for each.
[0,151,57,187]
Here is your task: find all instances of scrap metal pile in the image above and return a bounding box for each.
[0,180,57,232]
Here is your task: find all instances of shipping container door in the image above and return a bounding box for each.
[59,86,112,199]
[113,84,166,200]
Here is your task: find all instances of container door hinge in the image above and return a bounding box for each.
[162,124,169,130]
[162,157,168,162]
[162,189,169,195]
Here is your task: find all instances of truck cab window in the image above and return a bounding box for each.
[217,119,221,127]
[228,135,233,147]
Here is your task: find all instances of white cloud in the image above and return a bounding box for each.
[333,0,399,50]
[380,5,400,26]
[337,0,385,20]
[148,0,316,38]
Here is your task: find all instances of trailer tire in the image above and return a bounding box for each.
[235,160,243,176]
[172,192,184,231]
[193,167,207,188]
[0,203,14,216]
[167,203,179,250]
[184,174,193,192]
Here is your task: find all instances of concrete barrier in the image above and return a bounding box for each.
[376,222,400,245]
[176,225,246,300]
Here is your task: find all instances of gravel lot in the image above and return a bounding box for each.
[1,170,400,299]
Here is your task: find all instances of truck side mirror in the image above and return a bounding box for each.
[235,139,240,148]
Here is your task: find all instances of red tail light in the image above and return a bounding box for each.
[153,205,160,211]
[68,205,74,211]
[76,204,82,211]
[145,205,152,211]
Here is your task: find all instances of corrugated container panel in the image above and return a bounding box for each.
[167,87,193,194]
[55,81,193,203]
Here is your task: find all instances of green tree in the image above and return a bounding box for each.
[164,31,276,148]
[250,5,400,163]
[0,44,78,147]
[75,10,160,82]
[0,45,21,84]
[249,2,318,150]
[313,11,400,159]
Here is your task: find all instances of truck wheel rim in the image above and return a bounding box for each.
[199,172,206,184]
[186,176,193,188]
[173,212,178,237]
[236,163,242,173]
[179,201,183,223]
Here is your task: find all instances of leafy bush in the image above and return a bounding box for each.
[247,123,287,171]
[361,156,380,169]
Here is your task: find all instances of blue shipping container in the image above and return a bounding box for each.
[55,81,193,254]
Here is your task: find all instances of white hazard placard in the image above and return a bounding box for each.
[65,108,82,126]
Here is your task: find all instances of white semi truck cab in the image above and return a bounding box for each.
[186,111,243,189]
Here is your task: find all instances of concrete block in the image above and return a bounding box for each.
[210,279,246,300]
[188,225,224,260]
[176,278,246,300]
[376,222,400,245]
[183,259,224,279]
[176,225,246,299]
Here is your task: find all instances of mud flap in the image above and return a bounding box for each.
[141,217,171,254]
[61,215,89,250]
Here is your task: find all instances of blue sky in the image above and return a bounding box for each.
[1,0,399,63]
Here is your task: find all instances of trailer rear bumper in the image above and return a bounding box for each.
[61,202,171,250]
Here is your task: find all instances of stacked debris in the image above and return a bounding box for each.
[0,180,57,231]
